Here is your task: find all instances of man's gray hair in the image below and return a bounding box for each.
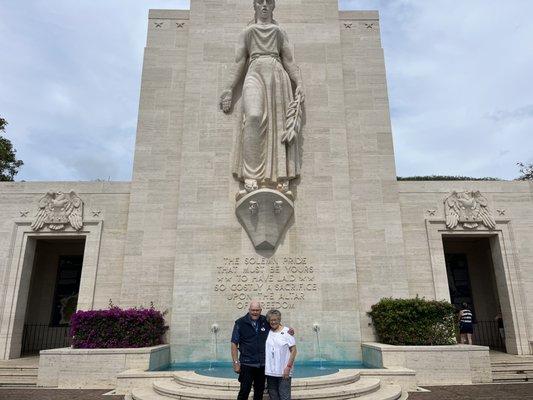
[266,309,281,322]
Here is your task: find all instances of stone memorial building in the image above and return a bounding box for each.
[0,0,532,376]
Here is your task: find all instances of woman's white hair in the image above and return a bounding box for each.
[266,309,282,322]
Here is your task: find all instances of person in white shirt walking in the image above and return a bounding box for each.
[264,309,297,400]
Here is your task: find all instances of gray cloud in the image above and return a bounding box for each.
[346,0,533,179]
[487,105,533,123]
[1,0,532,181]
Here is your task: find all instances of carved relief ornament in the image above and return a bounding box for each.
[31,190,84,231]
[444,190,496,230]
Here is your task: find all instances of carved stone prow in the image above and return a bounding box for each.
[235,189,294,250]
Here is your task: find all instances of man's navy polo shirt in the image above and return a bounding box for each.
[231,314,270,367]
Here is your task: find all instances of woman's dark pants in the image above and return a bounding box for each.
[267,376,292,400]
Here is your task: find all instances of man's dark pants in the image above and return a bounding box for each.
[237,365,265,400]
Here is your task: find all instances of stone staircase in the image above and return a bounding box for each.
[0,364,38,387]
[491,359,533,383]
[131,370,407,400]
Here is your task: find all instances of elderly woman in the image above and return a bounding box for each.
[220,0,304,199]
[265,309,297,400]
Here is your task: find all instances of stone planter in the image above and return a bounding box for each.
[37,344,170,389]
[362,342,492,386]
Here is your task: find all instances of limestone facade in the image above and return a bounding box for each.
[0,182,130,359]
[0,1,532,373]
[398,181,533,355]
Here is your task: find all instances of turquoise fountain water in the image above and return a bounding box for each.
[158,322,368,378]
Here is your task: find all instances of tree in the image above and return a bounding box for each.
[0,117,24,181]
[517,162,533,181]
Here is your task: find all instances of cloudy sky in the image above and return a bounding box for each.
[1,0,532,181]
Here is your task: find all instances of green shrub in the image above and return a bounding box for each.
[368,297,456,345]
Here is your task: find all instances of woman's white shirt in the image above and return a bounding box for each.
[265,326,296,377]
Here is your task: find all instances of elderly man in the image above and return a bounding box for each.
[231,301,270,400]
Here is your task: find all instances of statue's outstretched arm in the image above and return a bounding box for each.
[220,31,248,113]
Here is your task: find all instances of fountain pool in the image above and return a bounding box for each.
[156,361,369,379]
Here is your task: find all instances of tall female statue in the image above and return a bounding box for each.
[220,0,304,200]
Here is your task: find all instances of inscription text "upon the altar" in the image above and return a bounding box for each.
[214,256,317,310]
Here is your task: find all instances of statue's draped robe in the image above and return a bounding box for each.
[232,23,300,184]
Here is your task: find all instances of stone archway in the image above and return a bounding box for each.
[0,221,102,359]
[424,218,530,355]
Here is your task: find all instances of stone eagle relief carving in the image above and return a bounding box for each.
[31,191,84,231]
[444,190,496,230]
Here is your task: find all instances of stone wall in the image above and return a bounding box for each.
[120,10,191,312]
[157,0,397,363]
[398,181,533,354]
[0,182,130,358]
[37,344,170,388]
[362,342,492,385]
[340,10,409,341]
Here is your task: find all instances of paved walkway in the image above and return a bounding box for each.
[0,355,39,367]
[408,383,533,400]
[0,389,123,400]
[490,349,533,363]
[0,384,531,400]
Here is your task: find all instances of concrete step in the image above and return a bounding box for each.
[492,372,531,382]
[132,387,171,400]
[132,380,403,400]
[173,370,361,391]
[0,382,37,388]
[0,371,38,376]
[0,367,38,388]
[0,375,38,383]
[357,384,402,400]
[0,366,38,371]
[491,361,533,368]
[0,378,38,385]
[491,358,533,383]
[492,366,533,373]
[153,377,382,400]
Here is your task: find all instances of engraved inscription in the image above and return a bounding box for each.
[214,256,317,310]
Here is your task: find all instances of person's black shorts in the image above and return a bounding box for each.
[460,322,473,334]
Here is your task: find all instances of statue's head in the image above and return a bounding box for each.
[253,0,275,23]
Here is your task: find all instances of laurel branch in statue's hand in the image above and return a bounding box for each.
[220,89,233,113]
[295,86,305,103]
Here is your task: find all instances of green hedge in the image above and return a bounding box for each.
[368,297,456,345]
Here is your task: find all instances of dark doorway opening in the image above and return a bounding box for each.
[21,239,85,356]
[443,236,505,351]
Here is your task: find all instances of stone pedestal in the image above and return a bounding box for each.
[235,189,293,250]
